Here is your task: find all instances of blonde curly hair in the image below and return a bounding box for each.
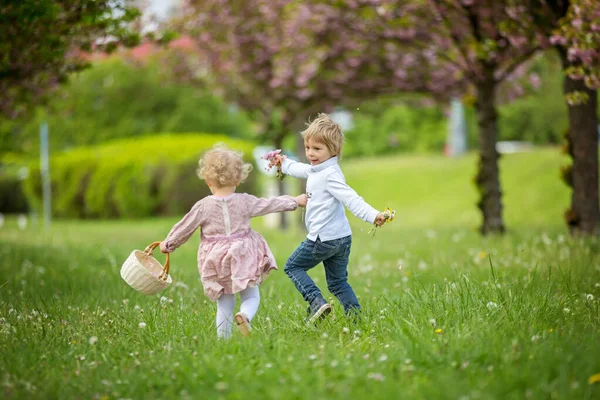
[197,144,253,187]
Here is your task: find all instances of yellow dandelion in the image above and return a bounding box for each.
[479,251,487,259]
[589,373,600,385]
[435,328,442,334]
[548,328,553,333]
[368,207,396,236]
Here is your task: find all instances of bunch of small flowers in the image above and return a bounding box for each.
[368,208,396,236]
[261,149,285,180]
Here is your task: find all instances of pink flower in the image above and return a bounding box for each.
[261,149,282,161]
[261,149,285,181]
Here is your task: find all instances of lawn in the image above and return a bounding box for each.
[0,148,599,399]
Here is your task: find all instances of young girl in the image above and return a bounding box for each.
[160,144,307,339]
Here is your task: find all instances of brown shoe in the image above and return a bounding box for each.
[235,312,251,337]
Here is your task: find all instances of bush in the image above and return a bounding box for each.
[345,103,449,157]
[0,173,28,214]
[23,133,257,219]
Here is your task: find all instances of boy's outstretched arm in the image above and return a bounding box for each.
[280,157,311,179]
[327,173,383,224]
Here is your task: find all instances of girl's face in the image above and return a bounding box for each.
[305,138,334,166]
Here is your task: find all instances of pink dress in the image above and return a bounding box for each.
[161,193,298,301]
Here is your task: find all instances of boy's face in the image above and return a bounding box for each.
[305,138,334,166]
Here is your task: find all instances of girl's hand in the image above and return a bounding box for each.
[374,213,386,226]
[159,241,169,254]
[296,194,308,207]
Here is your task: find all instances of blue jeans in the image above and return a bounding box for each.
[284,235,360,314]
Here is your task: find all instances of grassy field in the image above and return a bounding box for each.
[1,148,599,399]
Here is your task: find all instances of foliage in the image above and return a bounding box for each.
[345,103,448,157]
[23,134,257,219]
[549,0,600,104]
[0,57,253,155]
[0,0,142,119]
[178,0,449,147]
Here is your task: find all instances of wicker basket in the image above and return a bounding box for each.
[120,241,172,295]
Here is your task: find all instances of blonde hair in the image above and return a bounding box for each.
[301,113,344,159]
[197,144,253,187]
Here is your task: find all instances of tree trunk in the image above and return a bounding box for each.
[558,49,600,236]
[474,76,505,234]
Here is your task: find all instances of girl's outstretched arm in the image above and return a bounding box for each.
[160,201,204,253]
[242,193,302,217]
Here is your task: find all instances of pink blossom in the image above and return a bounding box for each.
[261,149,282,161]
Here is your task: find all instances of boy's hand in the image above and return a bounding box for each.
[374,213,386,226]
[271,154,285,167]
[296,194,308,207]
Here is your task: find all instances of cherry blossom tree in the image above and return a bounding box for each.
[419,1,550,234]
[180,0,455,228]
[543,0,599,235]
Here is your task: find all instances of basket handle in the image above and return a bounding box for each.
[143,241,170,281]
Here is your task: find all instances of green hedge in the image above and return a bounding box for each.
[23,133,257,219]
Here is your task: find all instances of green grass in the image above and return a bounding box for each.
[1,148,599,399]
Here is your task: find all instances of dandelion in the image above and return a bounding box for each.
[435,328,442,334]
[368,208,395,236]
[589,373,600,384]
[486,302,498,310]
[378,354,388,362]
[139,322,147,329]
[308,354,317,360]
[586,294,594,301]
[88,336,98,345]
[429,318,437,327]
[342,327,350,334]
[563,308,571,314]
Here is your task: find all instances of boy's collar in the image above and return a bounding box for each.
[310,156,339,172]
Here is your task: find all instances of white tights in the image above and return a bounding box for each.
[216,286,260,339]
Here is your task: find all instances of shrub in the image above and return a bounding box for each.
[24,133,257,219]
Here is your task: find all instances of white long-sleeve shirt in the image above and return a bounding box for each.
[282,156,379,241]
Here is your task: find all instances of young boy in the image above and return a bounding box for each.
[273,113,386,323]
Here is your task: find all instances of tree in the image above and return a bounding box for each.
[0,0,141,119]
[180,0,447,228]
[406,0,549,234]
[544,0,599,235]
